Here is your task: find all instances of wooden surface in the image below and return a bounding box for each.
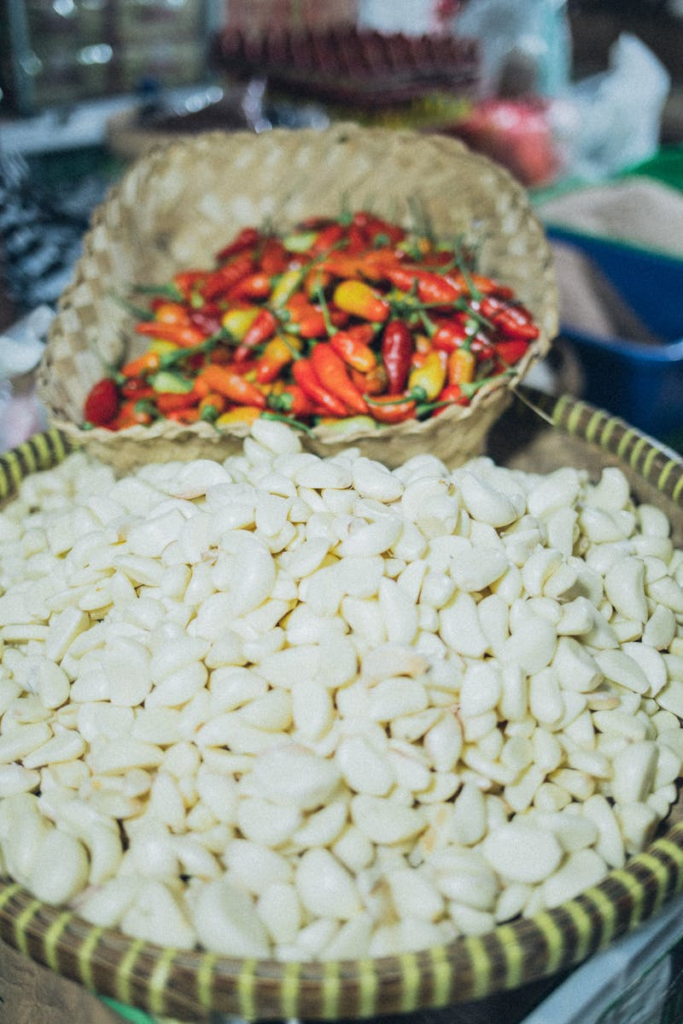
[0,939,122,1024]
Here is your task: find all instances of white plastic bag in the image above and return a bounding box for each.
[565,33,670,181]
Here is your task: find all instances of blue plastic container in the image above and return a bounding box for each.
[546,225,683,448]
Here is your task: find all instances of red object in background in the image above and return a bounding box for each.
[450,97,561,188]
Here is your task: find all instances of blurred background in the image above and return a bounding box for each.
[1,0,683,450]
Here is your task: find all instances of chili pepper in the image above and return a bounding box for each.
[329,329,377,373]
[267,384,318,420]
[226,271,272,302]
[292,359,349,418]
[431,383,471,415]
[310,343,369,415]
[215,226,261,262]
[493,338,531,368]
[135,321,207,348]
[121,350,164,378]
[283,297,328,339]
[255,335,301,384]
[151,370,196,395]
[199,365,267,408]
[83,377,120,426]
[112,398,155,429]
[153,301,191,325]
[155,388,205,414]
[221,306,260,339]
[122,334,220,379]
[121,376,154,400]
[364,395,417,424]
[189,305,223,336]
[406,350,446,402]
[200,254,254,301]
[310,221,346,254]
[333,280,390,322]
[447,345,476,386]
[259,236,290,277]
[381,320,414,394]
[169,270,206,301]
[234,308,278,361]
[270,268,305,308]
[383,265,462,306]
[482,298,540,341]
[215,406,263,427]
[352,210,406,246]
[166,407,201,424]
[198,392,227,421]
[432,318,469,352]
[350,363,387,396]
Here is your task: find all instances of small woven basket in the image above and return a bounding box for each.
[1,390,683,1023]
[37,124,558,473]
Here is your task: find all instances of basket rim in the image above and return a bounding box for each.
[1,389,683,1022]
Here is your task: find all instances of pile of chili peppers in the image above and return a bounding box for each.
[82,211,540,433]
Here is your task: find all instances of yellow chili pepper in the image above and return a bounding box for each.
[407,350,446,402]
[215,406,263,427]
[221,306,260,339]
[332,280,390,322]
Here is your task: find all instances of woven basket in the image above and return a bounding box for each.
[37,124,558,474]
[1,389,683,1023]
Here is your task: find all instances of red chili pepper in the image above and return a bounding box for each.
[493,338,531,369]
[479,297,539,340]
[112,399,155,429]
[200,254,254,301]
[234,308,278,361]
[310,344,369,415]
[189,304,223,336]
[310,221,346,254]
[199,365,267,408]
[226,271,272,302]
[155,388,205,415]
[292,359,349,418]
[135,321,207,348]
[435,383,471,409]
[365,395,417,424]
[268,384,318,419]
[259,237,290,277]
[215,226,261,262]
[381,320,414,394]
[83,377,120,426]
[352,211,406,246]
[432,318,469,352]
[172,270,206,300]
[383,265,462,305]
[121,376,154,400]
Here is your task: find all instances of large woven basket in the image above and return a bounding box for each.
[1,389,683,1023]
[37,124,558,474]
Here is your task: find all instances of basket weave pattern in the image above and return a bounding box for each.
[38,125,558,472]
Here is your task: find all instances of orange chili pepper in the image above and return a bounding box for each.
[447,346,476,386]
[310,343,369,416]
[153,302,191,325]
[199,365,267,408]
[365,395,417,424]
[329,327,377,373]
[292,358,348,418]
[135,321,207,348]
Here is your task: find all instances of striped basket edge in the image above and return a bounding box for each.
[0,390,681,1021]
